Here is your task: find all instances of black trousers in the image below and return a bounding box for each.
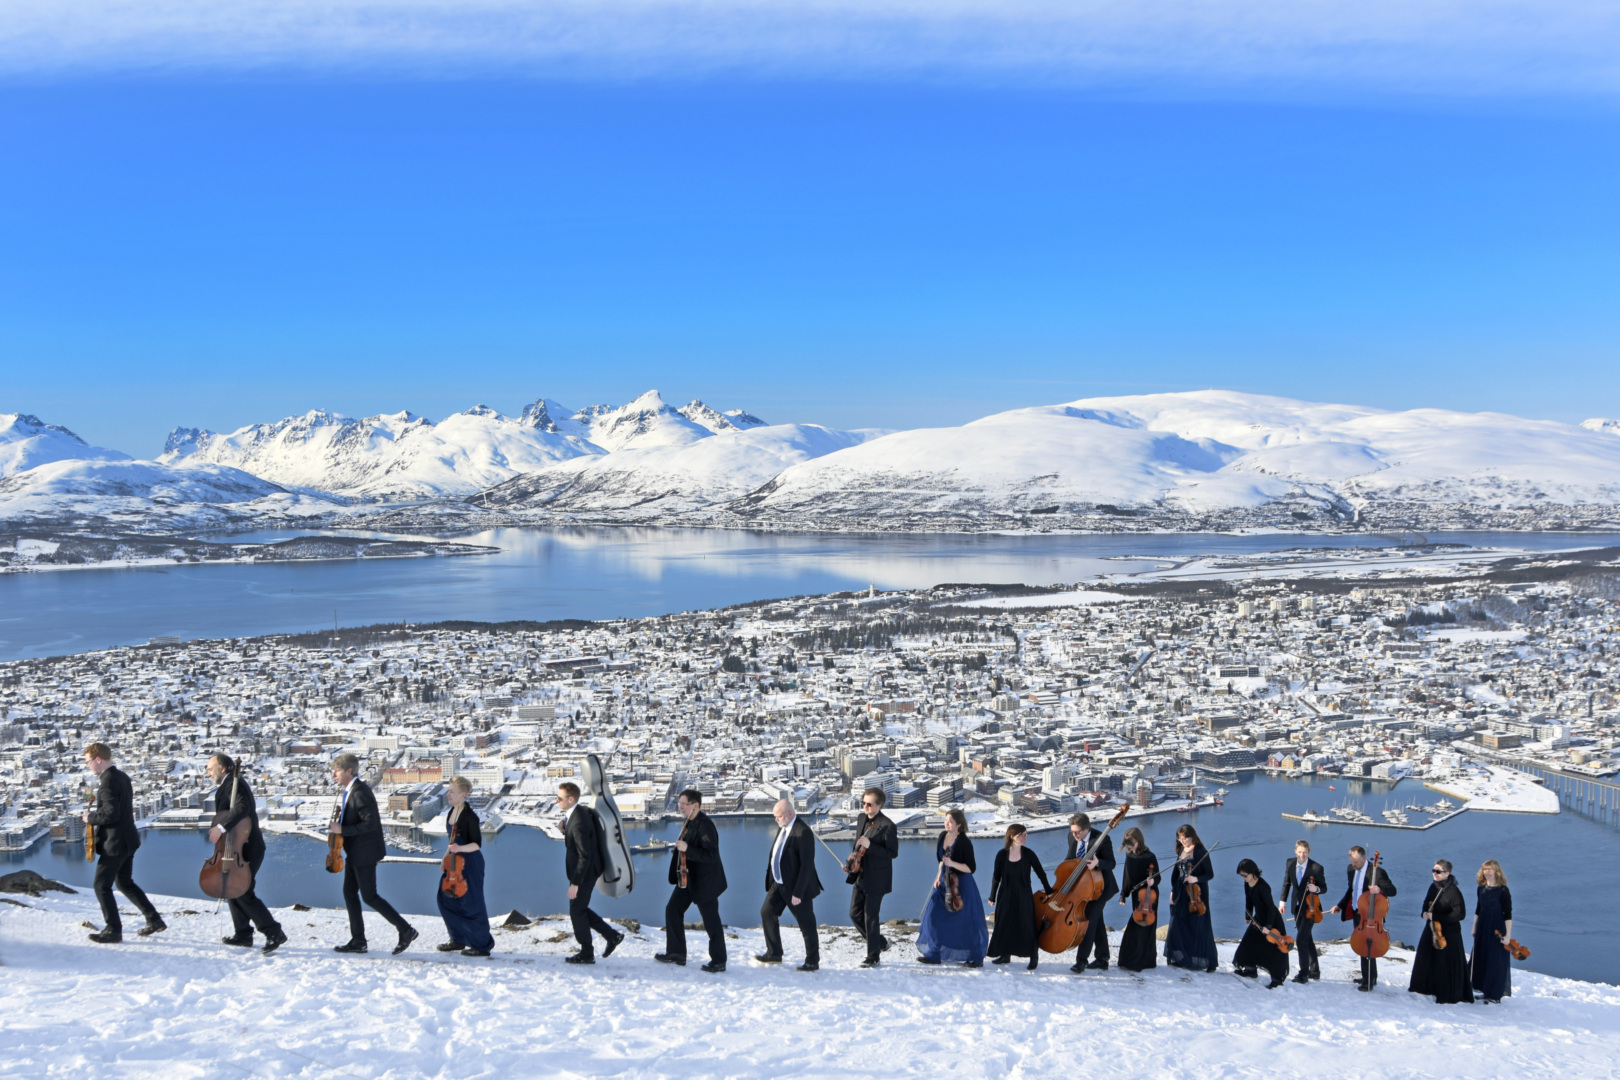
[570,881,616,954]
[849,882,887,960]
[1348,912,1378,986]
[760,888,818,963]
[1293,915,1319,977]
[229,850,282,939]
[93,850,158,932]
[1074,894,1111,964]
[664,887,726,963]
[343,857,412,943]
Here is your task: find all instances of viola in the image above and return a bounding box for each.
[324,799,345,875]
[1131,858,1158,927]
[440,850,468,898]
[677,819,692,891]
[1497,931,1531,961]
[1249,917,1295,953]
[1301,891,1324,924]
[1349,851,1391,959]
[1034,802,1131,954]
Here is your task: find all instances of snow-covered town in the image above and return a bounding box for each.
[2,554,1610,855]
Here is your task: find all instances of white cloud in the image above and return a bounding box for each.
[1,1,1617,99]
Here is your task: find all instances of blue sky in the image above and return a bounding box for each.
[1,2,1618,455]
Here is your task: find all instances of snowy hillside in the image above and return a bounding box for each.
[3,886,1615,1079]
[1584,418,1620,437]
[734,391,1620,527]
[0,413,128,478]
[0,458,333,527]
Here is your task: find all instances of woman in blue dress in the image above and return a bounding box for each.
[917,809,988,967]
[1165,823,1218,973]
[435,777,496,957]
[1471,859,1514,1003]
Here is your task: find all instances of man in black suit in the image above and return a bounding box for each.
[656,789,728,972]
[758,798,822,971]
[1064,811,1117,974]
[329,753,417,955]
[1277,838,1327,983]
[82,743,164,943]
[1329,844,1397,990]
[558,781,624,964]
[208,752,288,954]
[848,786,899,968]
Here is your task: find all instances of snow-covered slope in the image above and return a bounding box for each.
[0,413,129,478]
[161,405,602,498]
[735,391,1620,525]
[483,422,876,517]
[0,457,333,526]
[3,886,1615,1079]
[1584,418,1620,437]
[571,390,715,452]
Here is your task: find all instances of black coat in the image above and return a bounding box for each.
[564,803,603,888]
[1232,875,1290,980]
[849,811,899,895]
[88,765,141,857]
[1337,860,1397,922]
[1410,877,1473,1003]
[337,779,386,866]
[448,804,483,848]
[668,810,728,904]
[1278,857,1327,918]
[1065,827,1118,902]
[764,816,823,902]
[937,831,976,874]
[213,771,265,864]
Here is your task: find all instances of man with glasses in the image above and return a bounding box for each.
[1328,845,1396,991]
[656,789,729,972]
[848,786,900,968]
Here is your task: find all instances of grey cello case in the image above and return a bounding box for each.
[582,753,636,898]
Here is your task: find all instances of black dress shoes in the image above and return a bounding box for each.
[602,931,625,958]
[461,947,491,957]
[89,928,122,944]
[222,933,254,947]
[261,929,288,955]
[1293,972,1311,984]
[797,961,819,972]
[701,960,726,973]
[437,941,467,952]
[565,951,595,964]
[334,941,368,954]
[138,917,167,937]
[991,955,1011,965]
[393,926,420,955]
[754,953,783,964]
[1069,962,1087,974]
[964,959,983,968]
[1086,958,1109,971]
[860,957,880,968]
[655,953,687,966]
[917,955,943,965]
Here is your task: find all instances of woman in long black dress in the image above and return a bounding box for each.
[1409,857,1473,1003]
[1165,824,1218,973]
[435,777,495,957]
[1231,859,1289,988]
[1471,859,1514,1003]
[917,809,989,967]
[1115,827,1159,972]
[988,824,1052,970]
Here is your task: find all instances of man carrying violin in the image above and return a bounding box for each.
[208,753,287,955]
[1328,845,1396,991]
[656,788,728,973]
[1064,812,1117,974]
[848,786,899,969]
[1277,839,1325,983]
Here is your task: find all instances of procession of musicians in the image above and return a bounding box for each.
[79,742,1519,1004]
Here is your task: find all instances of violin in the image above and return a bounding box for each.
[1425,889,1448,951]
[1497,931,1531,961]
[1301,891,1324,924]
[324,798,345,875]
[200,773,254,901]
[1176,843,1216,917]
[1249,917,1295,953]
[1131,858,1158,927]
[84,792,95,862]
[1349,851,1391,959]
[440,850,468,898]
[1034,802,1131,954]
[945,866,963,913]
[677,818,692,891]
[844,819,868,880]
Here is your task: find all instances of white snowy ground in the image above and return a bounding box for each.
[2,888,1616,1080]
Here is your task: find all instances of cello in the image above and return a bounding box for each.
[199,772,254,901]
[1349,851,1391,959]
[1035,802,1130,954]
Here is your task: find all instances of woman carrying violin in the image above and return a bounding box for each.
[916,808,988,967]
[987,823,1051,970]
[208,753,288,955]
[1408,858,1472,1004]
[1471,859,1514,1003]
[1115,827,1158,972]
[1277,839,1326,983]
[435,776,495,957]
[1232,859,1289,988]
[1165,824,1218,973]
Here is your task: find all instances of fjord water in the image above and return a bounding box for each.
[12,773,1615,984]
[4,526,1619,661]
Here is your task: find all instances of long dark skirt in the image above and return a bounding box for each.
[1165,897,1218,972]
[1232,925,1289,983]
[1409,923,1474,1004]
[987,887,1040,959]
[1118,901,1159,971]
[437,849,495,952]
[918,873,989,963]
[1471,886,1512,1002]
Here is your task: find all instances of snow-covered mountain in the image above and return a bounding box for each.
[1583,418,1620,437]
[0,413,129,478]
[0,457,332,527]
[730,391,1620,526]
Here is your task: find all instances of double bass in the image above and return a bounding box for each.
[200,772,254,901]
[1349,851,1391,959]
[1034,802,1130,954]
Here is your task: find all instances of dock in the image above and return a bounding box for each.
[1281,807,1467,831]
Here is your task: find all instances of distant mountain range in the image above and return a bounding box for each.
[4,391,1620,533]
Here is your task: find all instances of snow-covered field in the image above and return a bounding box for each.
[3,887,1615,1079]
[1428,767,1562,814]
